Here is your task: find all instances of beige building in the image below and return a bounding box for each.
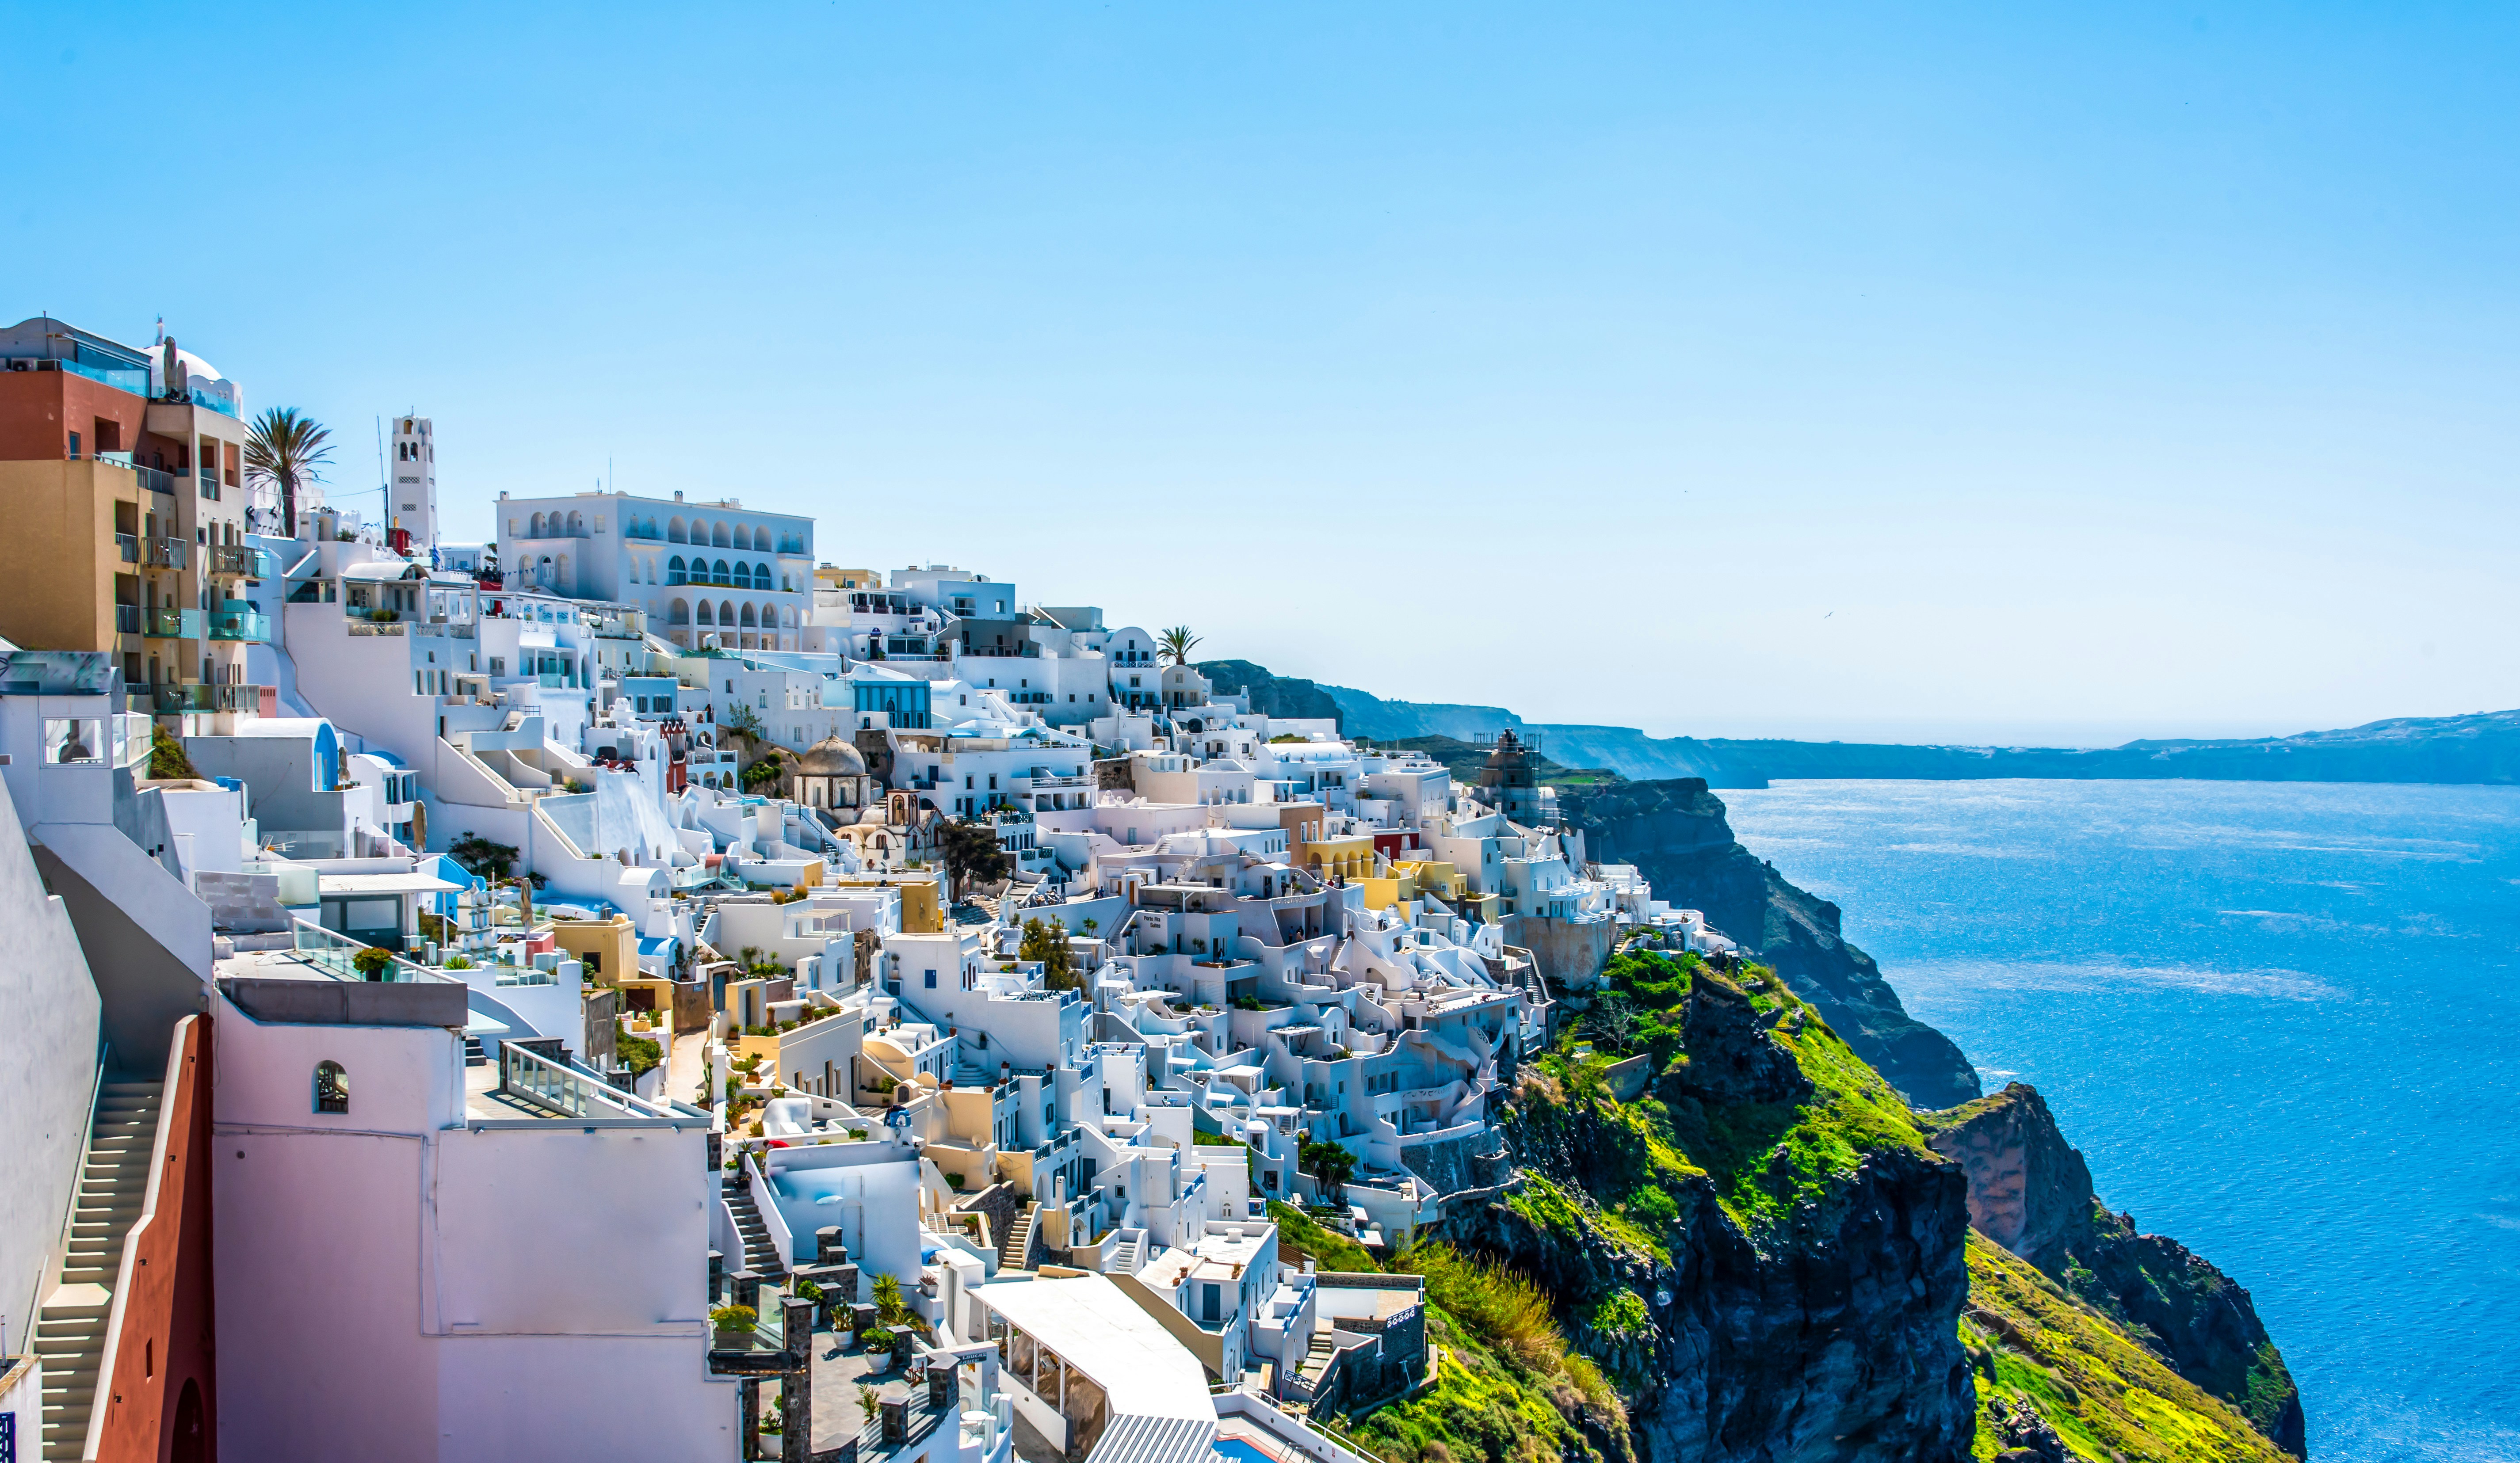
[0,318,263,720]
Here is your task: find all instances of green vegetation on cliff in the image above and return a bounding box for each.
[1963,1234,2293,1463]
[1547,949,1932,1235]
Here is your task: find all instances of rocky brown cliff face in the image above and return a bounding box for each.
[1560,778,1981,1109]
[1473,1093,1975,1463]
[1922,1084,2306,1456]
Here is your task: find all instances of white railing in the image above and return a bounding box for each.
[746,1150,795,1270]
[498,1040,675,1120]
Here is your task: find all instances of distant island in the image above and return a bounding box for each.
[1196,659,2520,787]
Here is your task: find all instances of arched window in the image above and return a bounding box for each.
[739,603,758,627]
[314,1060,349,1114]
[713,559,731,583]
[669,598,690,625]
[568,511,585,535]
[528,512,546,537]
[753,561,771,587]
[668,555,686,585]
[667,516,688,543]
[752,526,772,551]
[711,522,731,548]
[780,604,796,628]
[695,601,714,625]
[719,600,736,627]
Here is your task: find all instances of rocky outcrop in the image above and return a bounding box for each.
[1196,659,1347,724]
[1923,1084,2306,1456]
[1662,972,1810,1107]
[1470,1091,1975,1463]
[1559,778,1980,1109]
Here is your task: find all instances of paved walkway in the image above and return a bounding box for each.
[672,1029,711,1107]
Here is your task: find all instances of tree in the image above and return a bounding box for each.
[936,819,1012,899]
[244,407,333,538]
[1157,625,1203,667]
[447,834,520,882]
[1021,918,1080,991]
[1299,1136,1357,1204]
[148,725,198,781]
[721,701,765,742]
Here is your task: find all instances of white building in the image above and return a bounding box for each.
[494,490,813,652]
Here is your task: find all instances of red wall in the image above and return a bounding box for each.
[93,1014,217,1463]
[0,370,146,461]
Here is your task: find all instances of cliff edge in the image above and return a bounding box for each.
[1560,777,1981,1109]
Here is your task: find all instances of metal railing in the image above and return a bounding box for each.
[499,1040,675,1120]
[208,543,275,579]
[144,536,189,570]
[116,533,138,563]
[130,462,176,495]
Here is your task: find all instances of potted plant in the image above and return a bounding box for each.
[710,1303,757,1350]
[351,946,397,981]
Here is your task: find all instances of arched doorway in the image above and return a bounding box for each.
[172,1377,207,1463]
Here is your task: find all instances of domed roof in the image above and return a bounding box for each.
[795,732,867,777]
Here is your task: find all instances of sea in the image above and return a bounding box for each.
[1719,779,2520,1463]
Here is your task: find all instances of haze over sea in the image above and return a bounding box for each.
[1721,779,2520,1463]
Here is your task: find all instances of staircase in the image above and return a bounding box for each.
[997,1201,1036,1273]
[1103,1234,1141,1277]
[723,1173,785,1278]
[35,1079,163,1461]
[463,1033,488,1067]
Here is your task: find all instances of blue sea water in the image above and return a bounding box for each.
[1719,779,2520,1463]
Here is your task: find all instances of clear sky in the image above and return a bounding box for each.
[7,3,2513,745]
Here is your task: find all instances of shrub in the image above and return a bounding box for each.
[710,1304,756,1333]
[443,955,473,970]
[351,946,397,979]
[148,725,198,780]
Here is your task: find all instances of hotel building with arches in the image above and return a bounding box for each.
[493,488,813,651]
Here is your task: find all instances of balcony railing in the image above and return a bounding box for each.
[149,682,214,713]
[195,465,222,500]
[289,917,446,983]
[209,682,265,712]
[142,607,202,640]
[115,604,142,635]
[130,462,176,496]
[209,543,274,579]
[206,605,271,641]
[144,537,189,570]
[116,533,138,563]
[498,1040,675,1120]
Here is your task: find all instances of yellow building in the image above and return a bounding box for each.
[825,871,945,933]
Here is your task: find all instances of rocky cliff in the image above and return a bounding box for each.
[1923,1084,2306,1456]
[1558,778,1981,1109]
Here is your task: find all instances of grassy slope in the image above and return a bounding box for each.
[1963,1235,2293,1463]
[1269,1201,1625,1463]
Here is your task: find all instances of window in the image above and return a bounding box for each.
[313,1060,349,1114]
[924,969,938,989]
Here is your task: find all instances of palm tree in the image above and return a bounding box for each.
[1157,625,1202,667]
[244,407,333,538]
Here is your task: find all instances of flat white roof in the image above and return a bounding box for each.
[972,1273,1214,1422]
[317,872,462,897]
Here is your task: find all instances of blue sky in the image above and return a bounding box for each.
[6,3,2513,744]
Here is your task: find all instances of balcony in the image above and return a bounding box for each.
[130,462,176,496]
[142,607,203,640]
[210,682,265,712]
[116,533,138,563]
[115,603,142,635]
[144,537,189,571]
[207,604,271,641]
[149,682,214,713]
[209,544,274,579]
